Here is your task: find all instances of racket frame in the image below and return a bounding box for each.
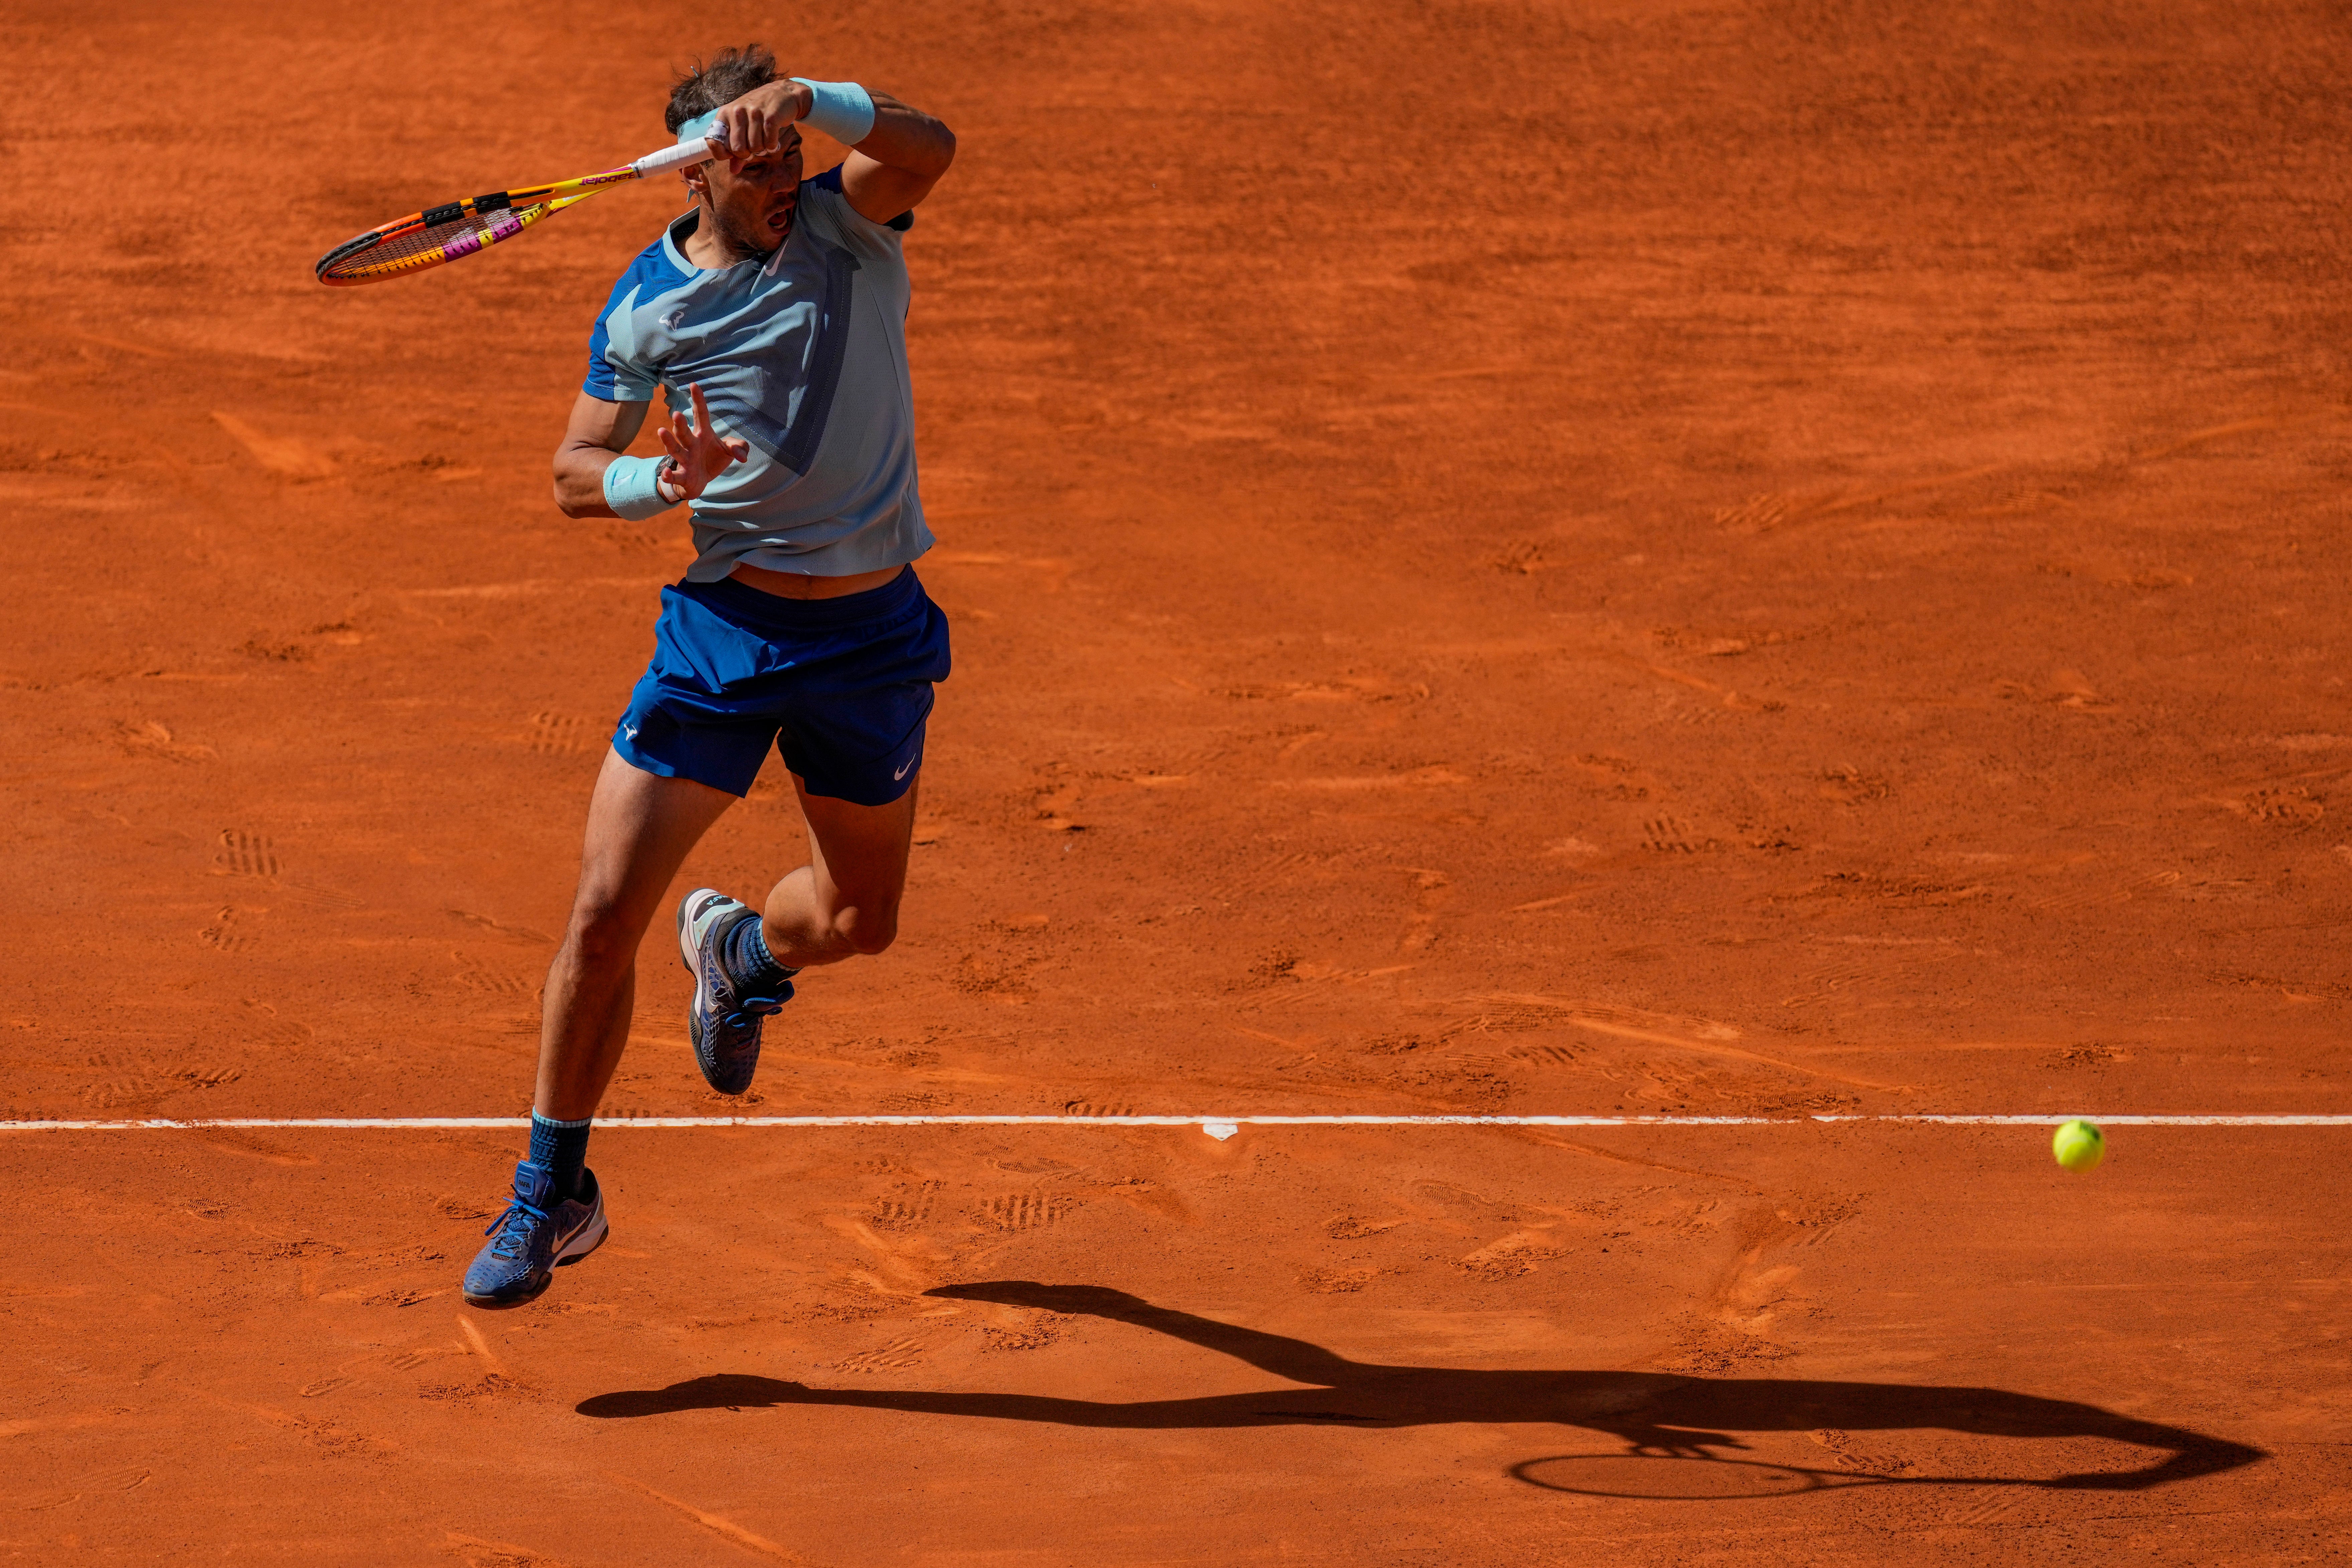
[315,137,722,287]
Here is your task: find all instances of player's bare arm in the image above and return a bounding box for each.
[552,383,747,518]
[712,81,956,222]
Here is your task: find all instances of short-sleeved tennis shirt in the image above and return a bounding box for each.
[586,169,933,580]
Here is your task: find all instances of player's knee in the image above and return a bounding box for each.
[565,901,643,971]
[845,924,896,957]
[840,904,899,956]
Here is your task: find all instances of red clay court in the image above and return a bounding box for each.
[4,0,2350,1560]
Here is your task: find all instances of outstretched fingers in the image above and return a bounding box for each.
[653,384,747,498]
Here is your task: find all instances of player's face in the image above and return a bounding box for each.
[702,126,804,256]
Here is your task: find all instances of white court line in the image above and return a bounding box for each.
[0,1113,2348,1132]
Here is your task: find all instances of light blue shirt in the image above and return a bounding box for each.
[585,169,932,579]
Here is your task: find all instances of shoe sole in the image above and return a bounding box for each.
[677,886,709,977]
[555,1211,609,1267]
[678,888,729,1029]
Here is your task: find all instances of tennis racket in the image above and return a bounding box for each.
[315,137,722,287]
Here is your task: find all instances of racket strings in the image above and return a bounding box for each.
[319,200,553,283]
[315,163,634,286]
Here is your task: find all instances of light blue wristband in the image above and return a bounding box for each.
[791,79,875,145]
[603,455,676,521]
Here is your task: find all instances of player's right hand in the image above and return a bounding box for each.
[713,80,815,171]
[657,383,750,500]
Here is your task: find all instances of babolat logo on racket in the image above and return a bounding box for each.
[314,137,724,286]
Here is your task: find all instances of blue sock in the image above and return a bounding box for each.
[528,1111,592,1200]
[723,911,796,996]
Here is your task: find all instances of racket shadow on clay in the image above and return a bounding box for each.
[1509,1452,2071,1501]
[577,1281,2261,1494]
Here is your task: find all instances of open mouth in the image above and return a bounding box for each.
[768,201,797,235]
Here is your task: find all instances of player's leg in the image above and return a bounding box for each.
[464,748,734,1308]
[538,748,737,1116]
[763,771,920,965]
[674,772,921,1094]
[675,569,948,1096]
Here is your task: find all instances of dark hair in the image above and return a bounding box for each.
[665,44,780,134]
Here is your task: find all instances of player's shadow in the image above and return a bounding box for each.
[577,1281,2261,1491]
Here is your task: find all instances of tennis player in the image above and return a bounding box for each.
[463,46,957,1307]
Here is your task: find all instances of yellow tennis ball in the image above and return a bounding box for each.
[2052,1119,2105,1172]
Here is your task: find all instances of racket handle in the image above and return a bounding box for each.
[633,138,722,178]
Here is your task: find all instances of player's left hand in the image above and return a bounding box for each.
[657,383,750,500]
[713,80,815,171]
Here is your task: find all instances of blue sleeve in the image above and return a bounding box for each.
[585,307,622,399]
[583,246,670,402]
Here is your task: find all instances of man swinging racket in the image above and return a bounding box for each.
[462,47,957,1306]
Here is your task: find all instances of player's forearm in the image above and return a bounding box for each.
[853,92,955,179]
[554,386,743,519]
[553,446,623,519]
[554,392,655,519]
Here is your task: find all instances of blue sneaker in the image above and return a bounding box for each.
[677,887,794,1096]
[462,1160,608,1308]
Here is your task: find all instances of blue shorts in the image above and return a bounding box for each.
[612,567,951,805]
